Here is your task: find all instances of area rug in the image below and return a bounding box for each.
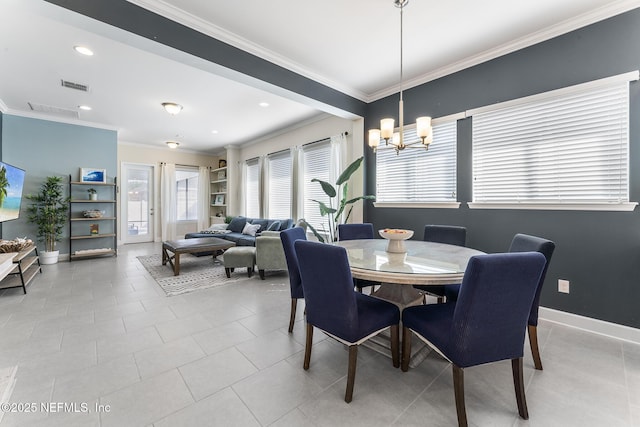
[137,254,244,296]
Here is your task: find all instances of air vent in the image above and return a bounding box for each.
[61,79,89,92]
[28,102,79,119]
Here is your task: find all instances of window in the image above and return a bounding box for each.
[176,167,198,221]
[245,158,260,218]
[267,151,292,218]
[302,140,333,232]
[375,120,458,204]
[470,73,637,210]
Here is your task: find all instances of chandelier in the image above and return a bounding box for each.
[368,0,432,154]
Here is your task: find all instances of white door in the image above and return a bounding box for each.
[122,163,154,244]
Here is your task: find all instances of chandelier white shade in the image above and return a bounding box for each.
[369,0,432,154]
[166,141,179,149]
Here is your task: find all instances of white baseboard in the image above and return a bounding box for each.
[539,307,640,344]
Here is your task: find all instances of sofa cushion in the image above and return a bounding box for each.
[251,219,269,231]
[267,221,281,231]
[228,216,247,233]
[277,219,293,230]
[242,223,261,236]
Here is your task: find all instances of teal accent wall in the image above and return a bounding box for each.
[0,115,117,254]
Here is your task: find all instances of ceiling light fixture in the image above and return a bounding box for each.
[161,102,183,115]
[166,141,179,149]
[78,105,92,111]
[259,102,269,107]
[368,0,432,155]
[73,45,94,56]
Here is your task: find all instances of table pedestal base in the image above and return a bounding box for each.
[371,283,423,311]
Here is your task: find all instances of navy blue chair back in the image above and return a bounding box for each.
[449,252,546,367]
[280,227,307,299]
[423,225,466,246]
[338,223,374,241]
[294,240,360,341]
[508,234,555,327]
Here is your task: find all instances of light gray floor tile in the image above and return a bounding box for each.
[99,369,193,427]
[96,326,163,363]
[236,329,304,369]
[179,346,258,400]
[134,335,205,379]
[154,312,213,343]
[153,387,260,427]
[191,321,255,355]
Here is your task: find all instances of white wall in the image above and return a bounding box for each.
[238,115,366,222]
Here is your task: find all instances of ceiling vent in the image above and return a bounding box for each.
[28,102,79,119]
[61,79,89,92]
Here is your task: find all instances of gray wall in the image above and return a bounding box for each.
[365,9,640,328]
[1,115,117,255]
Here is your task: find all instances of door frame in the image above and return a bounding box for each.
[121,162,155,244]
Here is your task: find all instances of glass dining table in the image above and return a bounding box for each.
[334,238,485,309]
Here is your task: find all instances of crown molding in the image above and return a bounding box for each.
[2,107,119,132]
[0,98,8,113]
[126,0,369,101]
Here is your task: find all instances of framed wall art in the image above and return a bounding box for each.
[80,168,107,183]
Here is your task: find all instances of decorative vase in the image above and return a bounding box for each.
[89,193,97,201]
[379,229,414,253]
[40,250,59,265]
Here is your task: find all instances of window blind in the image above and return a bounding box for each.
[472,81,630,205]
[302,140,332,231]
[376,121,457,202]
[245,159,260,218]
[267,151,292,218]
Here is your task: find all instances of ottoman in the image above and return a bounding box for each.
[223,246,256,278]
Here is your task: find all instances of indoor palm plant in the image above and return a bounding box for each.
[304,156,375,242]
[26,176,69,264]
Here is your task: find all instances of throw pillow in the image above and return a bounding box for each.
[228,216,247,233]
[242,223,261,236]
[205,223,228,231]
[251,219,269,231]
[267,221,281,231]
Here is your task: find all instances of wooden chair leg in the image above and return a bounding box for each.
[345,345,358,403]
[224,267,232,278]
[528,324,543,370]
[389,325,400,368]
[512,358,529,419]
[401,326,412,372]
[288,298,298,333]
[303,323,313,370]
[452,365,468,427]
[247,267,253,277]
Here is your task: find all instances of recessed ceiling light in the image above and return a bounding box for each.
[74,45,94,56]
[259,102,269,108]
[78,105,92,111]
[166,141,179,149]
[162,102,183,115]
[211,130,219,134]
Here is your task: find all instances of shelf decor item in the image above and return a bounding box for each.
[379,229,414,253]
[80,168,106,183]
[26,176,69,264]
[90,224,99,235]
[87,188,97,200]
[214,194,225,205]
[218,159,227,168]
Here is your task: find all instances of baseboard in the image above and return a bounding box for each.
[539,307,640,344]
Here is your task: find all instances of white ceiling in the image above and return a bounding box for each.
[1,0,638,155]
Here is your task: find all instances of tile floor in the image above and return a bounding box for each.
[0,242,638,427]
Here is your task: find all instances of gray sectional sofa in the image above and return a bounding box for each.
[185,216,294,246]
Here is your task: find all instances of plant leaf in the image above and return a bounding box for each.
[336,157,363,186]
[311,178,336,198]
[302,220,325,243]
[311,199,337,216]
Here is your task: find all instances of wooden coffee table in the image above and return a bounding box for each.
[162,237,236,276]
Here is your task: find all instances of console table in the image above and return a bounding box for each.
[0,244,42,294]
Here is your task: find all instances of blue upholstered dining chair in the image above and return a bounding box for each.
[402,252,547,427]
[414,224,467,303]
[338,223,375,241]
[294,239,400,403]
[446,233,556,370]
[280,227,307,333]
[338,223,378,293]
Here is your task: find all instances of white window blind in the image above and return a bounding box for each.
[245,159,260,218]
[302,140,332,232]
[267,151,292,218]
[472,80,631,206]
[376,121,457,203]
[175,167,199,221]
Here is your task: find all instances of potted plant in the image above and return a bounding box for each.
[26,176,69,264]
[304,156,375,242]
[87,188,97,200]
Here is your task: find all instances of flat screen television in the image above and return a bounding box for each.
[0,161,26,222]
